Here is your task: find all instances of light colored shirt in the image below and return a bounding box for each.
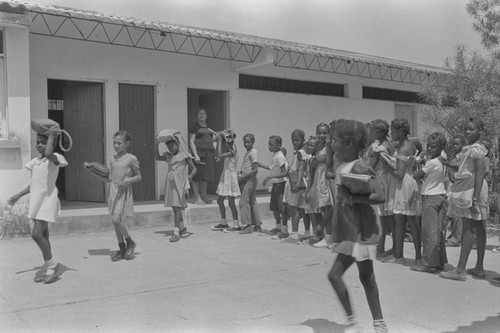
[270,150,287,183]
[421,157,446,195]
[241,148,258,175]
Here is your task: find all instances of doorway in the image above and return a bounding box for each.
[119,83,156,201]
[187,89,228,194]
[48,79,105,202]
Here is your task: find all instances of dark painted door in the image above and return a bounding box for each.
[119,83,156,201]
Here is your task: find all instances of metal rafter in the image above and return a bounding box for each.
[274,50,442,85]
[27,11,262,63]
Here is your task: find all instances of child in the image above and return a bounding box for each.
[443,134,466,247]
[238,134,263,234]
[8,130,68,283]
[440,118,488,281]
[155,132,197,242]
[258,135,288,238]
[211,129,240,231]
[412,133,448,273]
[86,130,141,261]
[306,122,333,248]
[328,119,387,332]
[282,129,308,243]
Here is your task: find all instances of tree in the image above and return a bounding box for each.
[419,45,500,141]
[467,0,500,51]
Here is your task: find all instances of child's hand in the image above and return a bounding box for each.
[7,195,19,206]
[83,162,90,170]
[117,179,130,190]
[188,174,193,182]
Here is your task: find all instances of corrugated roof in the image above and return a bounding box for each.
[1,0,450,75]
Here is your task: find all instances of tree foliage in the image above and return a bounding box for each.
[419,45,500,141]
[467,0,500,50]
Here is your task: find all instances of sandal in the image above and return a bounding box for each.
[439,269,466,281]
[492,276,500,285]
[44,265,58,284]
[491,246,500,253]
[466,268,486,279]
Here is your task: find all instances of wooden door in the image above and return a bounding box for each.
[64,82,105,202]
[119,83,156,201]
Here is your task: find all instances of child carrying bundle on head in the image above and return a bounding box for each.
[211,129,241,231]
[8,126,68,283]
[155,129,197,242]
[84,130,141,261]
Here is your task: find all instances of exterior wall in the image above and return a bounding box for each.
[27,34,426,197]
[0,23,31,206]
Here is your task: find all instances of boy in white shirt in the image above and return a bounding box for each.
[412,132,448,273]
[259,135,288,237]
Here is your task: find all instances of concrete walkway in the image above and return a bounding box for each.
[1,219,500,332]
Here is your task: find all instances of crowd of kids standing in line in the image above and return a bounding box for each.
[7,107,500,333]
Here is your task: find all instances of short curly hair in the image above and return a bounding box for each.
[332,119,368,150]
[427,132,447,150]
[371,119,390,139]
[391,119,411,136]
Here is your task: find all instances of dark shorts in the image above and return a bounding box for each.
[193,149,214,182]
[270,182,286,213]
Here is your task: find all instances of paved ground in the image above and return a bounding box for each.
[1,219,500,333]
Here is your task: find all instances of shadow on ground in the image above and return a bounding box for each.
[444,313,500,332]
[300,318,347,333]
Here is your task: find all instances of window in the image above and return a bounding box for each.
[239,74,345,97]
[395,104,417,137]
[363,86,425,104]
[0,29,6,139]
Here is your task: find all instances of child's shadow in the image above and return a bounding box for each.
[16,263,77,283]
[300,318,348,333]
[87,248,141,260]
[154,230,194,239]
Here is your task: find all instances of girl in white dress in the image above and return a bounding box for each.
[211,129,241,231]
[9,131,68,283]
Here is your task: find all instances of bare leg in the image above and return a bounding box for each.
[192,181,202,202]
[408,215,422,260]
[356,260,383,321]
[393,214,406,259]
[32,220,52,262]
[228,196,238,221]
[112,215,129,241]
[217,196,226,220]
[473,221,486,271]
[456,218,474,273]
[328,253,355,317]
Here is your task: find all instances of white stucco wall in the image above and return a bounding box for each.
[27,34,426,198]
[0,25,31,206]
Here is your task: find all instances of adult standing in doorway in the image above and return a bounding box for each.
[189,108,216,205]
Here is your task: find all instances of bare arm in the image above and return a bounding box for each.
[187,158,198,181]
[8,185,30,205]
[155,142,167,161]
[44,132,59,165]
[189,133,200,162]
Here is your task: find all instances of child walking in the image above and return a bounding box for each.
[9,130,68,283]
[258,135,288,238]
[412,132,448,273]
[238,134,263,234]
[86,130,141,261]
[155,132,197,242]
[211,129,241,231]
[282,129,308,243]
[328,119,387,333]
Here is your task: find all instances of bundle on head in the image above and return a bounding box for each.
[31,119,73,152]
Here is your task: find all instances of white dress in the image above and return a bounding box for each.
[25,153,68,222]
[216,150,241,197]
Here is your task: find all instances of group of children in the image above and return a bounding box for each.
[8,114,500,333]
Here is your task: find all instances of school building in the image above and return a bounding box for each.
[0,1,450,206]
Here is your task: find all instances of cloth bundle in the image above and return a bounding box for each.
[31,119,73,152]
[157,129,192,158]
[83,162,110,179]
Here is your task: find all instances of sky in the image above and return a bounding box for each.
[31,0,485,68]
